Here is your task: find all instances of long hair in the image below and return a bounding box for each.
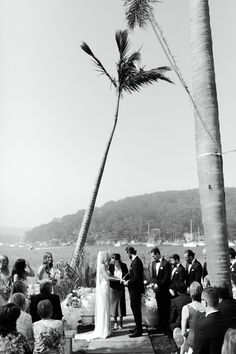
[42,252,53,275]
[0,303,20,336]
[11,259,26,281]
[222,328,236,354]
[0,255,10,275]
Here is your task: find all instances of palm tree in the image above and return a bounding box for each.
[123,0,231,287]
[189,0,230,287]
[70,30,172,269]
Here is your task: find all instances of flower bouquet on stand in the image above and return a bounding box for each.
[61,291,82,330]
[142,284,158,327]
[77,287,95,326]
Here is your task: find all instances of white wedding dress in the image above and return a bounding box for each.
[75,251,111,341]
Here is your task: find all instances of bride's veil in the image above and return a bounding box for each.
[96,251,107,287]
[94,251,108,332]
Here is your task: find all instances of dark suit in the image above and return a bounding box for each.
[151,258,171,331]
[30,292,63,323]
[219,297,236,327]
[186,259,202,287]
[230,261,236,275]
[167,293,191,352]
[127,256,144,333]
[193,311,229,354]
[169,263,186,295]
[169,293,191,330]
[202,261,208,279]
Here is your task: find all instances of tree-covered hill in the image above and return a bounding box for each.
[24,188,236,243]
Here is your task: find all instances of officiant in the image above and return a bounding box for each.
[109,253,128,330]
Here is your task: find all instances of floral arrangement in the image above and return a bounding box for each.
[54,261,80,301]
[40,328,62,350]
[0,285,11,301]
[61,290,82,330]
[61,287,96,329]
[142,286,157,312]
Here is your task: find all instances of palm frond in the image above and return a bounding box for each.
[115,30,129,59]
[81,41,117,88]
[121,66,173,93]
[81,42,94,57]
[123,0,159,29]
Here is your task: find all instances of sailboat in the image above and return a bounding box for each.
[146,223,162,247]
[183,222,205,247]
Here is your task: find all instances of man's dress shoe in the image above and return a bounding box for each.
[129,331,142,338]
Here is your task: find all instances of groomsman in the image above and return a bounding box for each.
[150,246,171,333]
[124,246,144,338]
[184,249,202,288]
[169,253,186,297]
[229,247,236,275]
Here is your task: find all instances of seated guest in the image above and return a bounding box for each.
[33,299,65,354]
[0,303,31,353]
[181,282,205,354]
[10,293,34,350]
[216,282,236,327]
[193,287,230,354]
[168,283,191,353]
[169,253,186,297]
[30,280,62,323]
[11,280,28,296]
[170,283,191,331]
[222,328,236,354]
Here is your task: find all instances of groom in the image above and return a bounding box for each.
[123,246,144,338]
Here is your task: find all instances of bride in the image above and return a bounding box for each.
[75,251,120,340]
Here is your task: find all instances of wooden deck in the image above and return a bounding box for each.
[71,315,155,354]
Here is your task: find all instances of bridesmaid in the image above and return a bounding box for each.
[36,252,56,286]
[11,259,35,284]
[0,255,11,305]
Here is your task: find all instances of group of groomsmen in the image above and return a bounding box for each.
[149,247,204,333]
[125,244,236,350]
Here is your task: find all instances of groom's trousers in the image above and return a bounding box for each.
[129,290,142,332]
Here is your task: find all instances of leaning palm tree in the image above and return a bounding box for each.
[123,0,231,287]
[70,30,172,268]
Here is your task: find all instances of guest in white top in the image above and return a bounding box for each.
[10,292,34,350]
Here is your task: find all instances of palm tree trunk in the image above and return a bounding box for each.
[189,0,231,286]
[70,91,122,269]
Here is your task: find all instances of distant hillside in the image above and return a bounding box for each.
[25,188,236,243]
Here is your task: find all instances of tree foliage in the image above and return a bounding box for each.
[25,188,236,243]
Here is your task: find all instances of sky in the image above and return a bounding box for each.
[0,0,235,228]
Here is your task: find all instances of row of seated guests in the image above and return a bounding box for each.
[0,280,64,353]
[168,281,236,354]
[0,300,64,353]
